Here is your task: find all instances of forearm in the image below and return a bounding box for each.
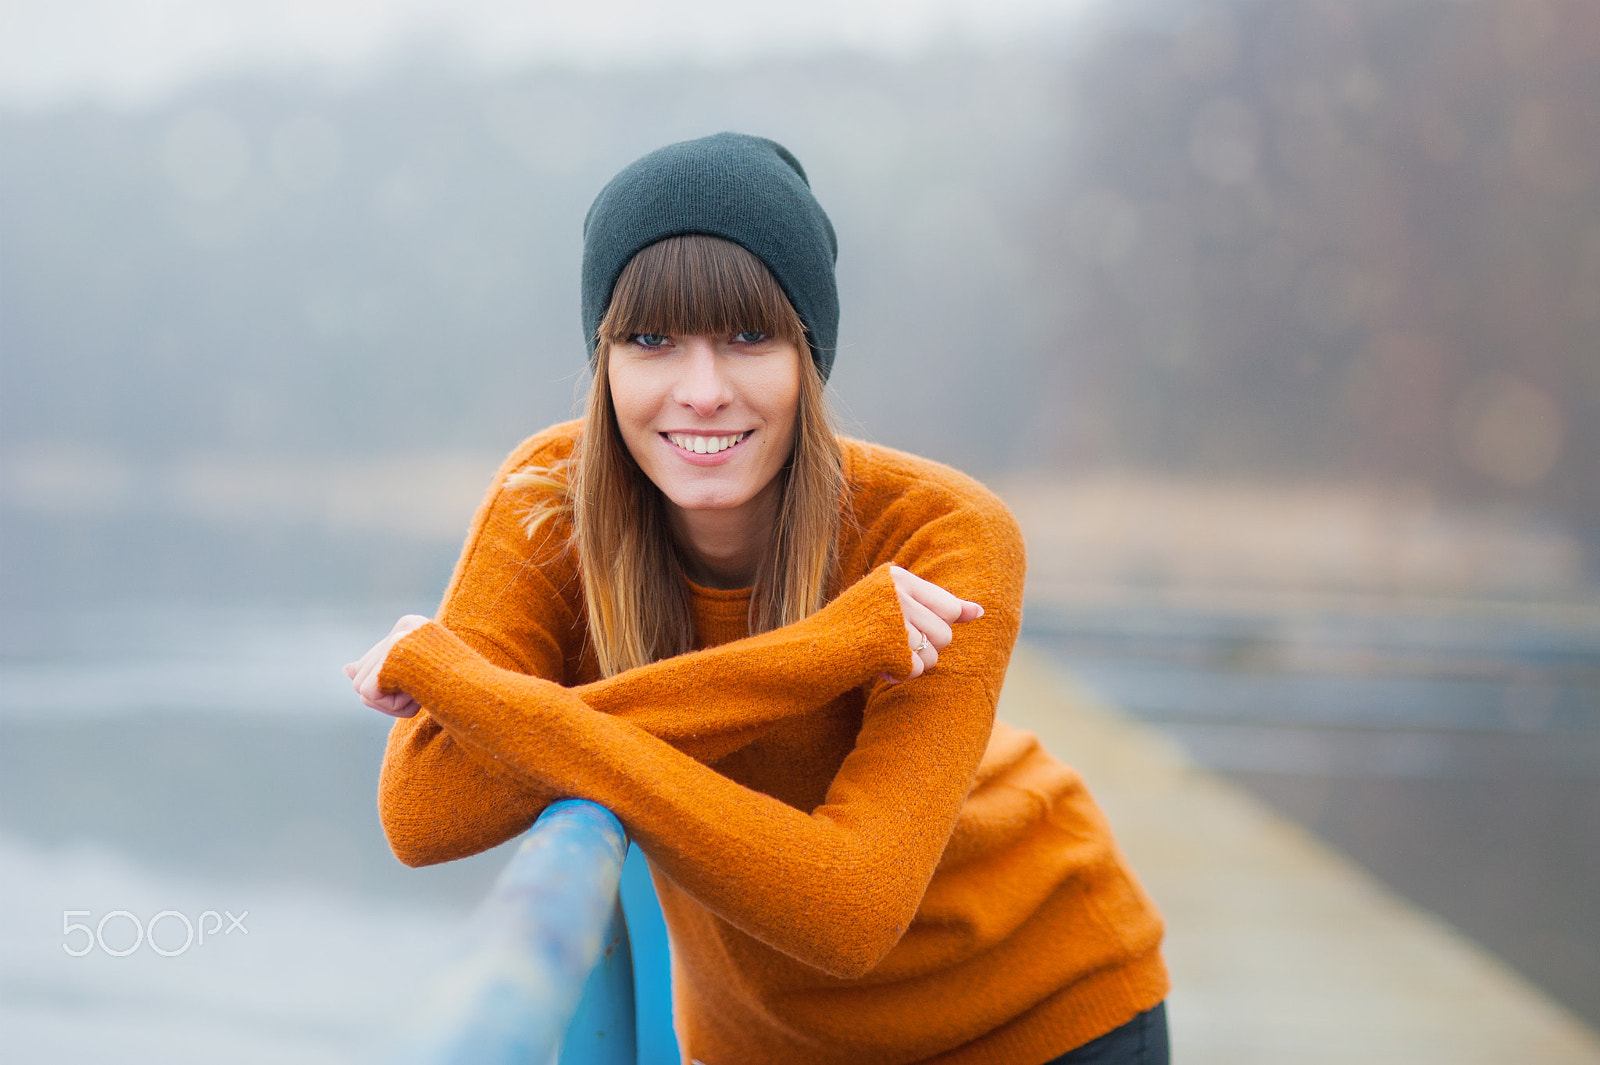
[378,711,558,866]
[381,620,987,979]
[377,564,908,867]
[573,563,907,758]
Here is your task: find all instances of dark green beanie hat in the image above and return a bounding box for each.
[581,132,840,381]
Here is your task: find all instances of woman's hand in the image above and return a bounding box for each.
[889,565,983,680]
[344,614,431,718]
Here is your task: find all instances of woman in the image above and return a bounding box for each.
[346,132,1169,1065]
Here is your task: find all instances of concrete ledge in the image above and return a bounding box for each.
[998,644,1600,1065]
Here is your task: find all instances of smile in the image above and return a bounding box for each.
[664,431,750,455]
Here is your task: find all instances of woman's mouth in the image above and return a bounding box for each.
[664,431,750,455]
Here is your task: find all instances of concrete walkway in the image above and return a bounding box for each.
[998,645,1600,1065]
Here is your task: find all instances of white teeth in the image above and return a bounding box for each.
[668,432,747,454]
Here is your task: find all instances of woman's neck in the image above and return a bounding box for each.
[668,479,781,590]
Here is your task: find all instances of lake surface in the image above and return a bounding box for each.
[0,604,511,1064]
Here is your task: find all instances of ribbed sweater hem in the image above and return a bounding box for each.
[916,951,1170,1065]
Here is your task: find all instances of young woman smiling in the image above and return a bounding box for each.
[346,133,1169,1065]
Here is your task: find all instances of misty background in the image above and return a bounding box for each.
[2,0,1597,1061]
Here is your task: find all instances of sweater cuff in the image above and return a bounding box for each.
[829,562,913,681]
[378,620,490,707]
[380,561,911,701]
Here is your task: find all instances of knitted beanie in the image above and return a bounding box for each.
[581,132,840,381]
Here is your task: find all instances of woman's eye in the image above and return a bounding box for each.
[631,334,669,348]
[733,331,768,344]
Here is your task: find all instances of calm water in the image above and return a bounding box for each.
[0,604,509,1064]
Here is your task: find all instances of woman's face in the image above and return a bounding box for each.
[607,330,802,520]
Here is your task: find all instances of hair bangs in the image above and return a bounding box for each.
[598,234,808,350]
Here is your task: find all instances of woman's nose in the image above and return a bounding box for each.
[673,337,732,415]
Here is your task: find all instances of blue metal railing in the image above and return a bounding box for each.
[385,800,672,1065]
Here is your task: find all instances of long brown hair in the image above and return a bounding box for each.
[508,235,844,677]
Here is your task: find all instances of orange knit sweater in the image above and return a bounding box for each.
[377,421,1168,1065]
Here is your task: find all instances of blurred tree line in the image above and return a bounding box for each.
[2,0,1596,603]
[1026,0,1598,532]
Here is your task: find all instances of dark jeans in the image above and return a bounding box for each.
[1043,1002,1169,1065]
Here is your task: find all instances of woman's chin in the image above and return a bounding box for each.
[661,485,753,513]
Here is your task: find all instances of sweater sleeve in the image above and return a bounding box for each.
[572,564,911,760]
[377,564,912,866]
[379,491,1025,979]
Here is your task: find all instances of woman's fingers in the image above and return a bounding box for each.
[369,691,420,718]
[888,565,985,678]
[357,660,415,714]
[901,594,954,651]
[889,566,982,624]
[352,644,386,694]
[390,614,431,638]
[347,615,433,717]
[357,661,385,703]
[904,624,927,678]
[917,578,971,622]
